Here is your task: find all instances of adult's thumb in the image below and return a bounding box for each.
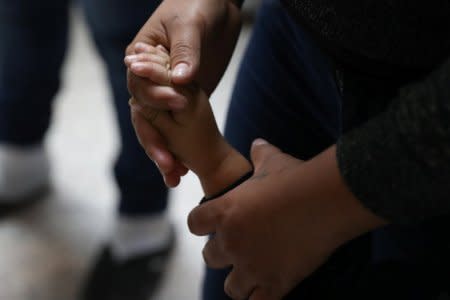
[250,139,282,171]
[170,25,201,85]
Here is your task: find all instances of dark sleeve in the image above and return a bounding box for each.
[336,56,450,224]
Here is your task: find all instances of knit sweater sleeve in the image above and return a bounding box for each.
[337,56,450,224]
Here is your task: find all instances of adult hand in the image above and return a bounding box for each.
[127,0,242,99]
[126,0,242,184]
[188,139,387,300]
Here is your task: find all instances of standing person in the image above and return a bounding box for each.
[126,0,450,299]
[0,1,176,299]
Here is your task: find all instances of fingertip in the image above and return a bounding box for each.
[187,204,212,236]
[171,62,199,85]
[187,199,222,236]
[171,63,191,82]
[130,62,147,73]
[187,208,200,234]
[124,54,141,66]
[252,138,268,146]
[169,26,201,84]
[156,44,169,54]
[177,166,189,177]
[153,150,175,174]
[172,162,189,177]
[250,138,281,170]
[134,42,152,53]
[163,172,181,188]
[124,56,132,67]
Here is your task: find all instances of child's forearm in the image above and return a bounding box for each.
[196,139,253,198]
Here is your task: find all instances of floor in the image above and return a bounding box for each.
[0,7,253,300]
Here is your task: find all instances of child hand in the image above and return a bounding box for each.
[125,43,189,111]
[127,44,251,195]
[126,44,189,187]
[125,43,172,86]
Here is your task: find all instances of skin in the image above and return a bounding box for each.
[188,142,387,299]
[126,41,389,300]
[125,0,242,186]
[127,45,252,195]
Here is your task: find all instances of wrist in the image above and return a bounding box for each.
[197,140,252,197]
[298,146,388,246]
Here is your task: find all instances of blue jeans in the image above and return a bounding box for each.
[0,0,167,215]
[203,0,446,298]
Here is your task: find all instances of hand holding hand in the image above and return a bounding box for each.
[188,140,387,300]
[125,0,241,185]
[128,43,251,191]
[126,0,242,102]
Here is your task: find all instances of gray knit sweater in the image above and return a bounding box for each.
[282,0,450,223]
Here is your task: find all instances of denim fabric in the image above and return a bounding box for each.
[202,0,443,298]
[0,0,168,215]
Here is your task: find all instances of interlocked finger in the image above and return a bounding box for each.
[145,109,160,124]
[224,268,256,300]
[129,97,160,124]
[202,237,232,269]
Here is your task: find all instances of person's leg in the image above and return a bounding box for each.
[80,1,172,299]
[203,0,370,299]
[81,0,166,220]
[359,215,448,299]
[0,0,69,201]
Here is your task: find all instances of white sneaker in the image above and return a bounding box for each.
[0,144,50,201]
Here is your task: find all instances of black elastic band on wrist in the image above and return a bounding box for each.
[199,169,254,205]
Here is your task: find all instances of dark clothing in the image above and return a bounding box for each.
[205,2,367,299]
[204,0,450,298]
[282,0,450,77]
[283,0,450,224]
[0,0,168,215]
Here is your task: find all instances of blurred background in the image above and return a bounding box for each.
[0,0,259,299]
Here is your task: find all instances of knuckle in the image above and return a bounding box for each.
[125,44,134,56]
[171,41,196,62]
[224,278,235,299]
[187,210,200,234]
[224,276,245,300]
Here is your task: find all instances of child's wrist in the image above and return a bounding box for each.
[200,169,253,204]
[197,141,252,197]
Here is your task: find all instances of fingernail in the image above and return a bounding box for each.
[173,63,189,78]
[130,62,146,71]
[168,97,188,110]
[156,44,168,53]
[135,42,151,51]
[253,138,268,146]
[124,55,138,64]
